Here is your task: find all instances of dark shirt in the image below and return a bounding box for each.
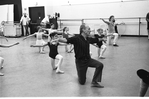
[67,34,91,60]
[63,33,69,38]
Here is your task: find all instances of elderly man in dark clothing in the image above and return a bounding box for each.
[58,24,104,88]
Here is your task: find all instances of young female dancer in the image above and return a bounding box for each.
[62,27,74,53]
[32,32,65,74]
[23,26,48,53]
[94,28,107,59]
[43,23,63,42]
[89,28,107,59]
[0,42,19,76]
[100,16,119,46]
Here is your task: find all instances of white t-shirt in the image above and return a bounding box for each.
[20,16,30,25]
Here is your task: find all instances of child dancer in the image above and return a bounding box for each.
[62,27,74,53]
[100,16,119,46]
[23,26,48,54]
[90,28,107,59]
[31,32,65,74]
[95,28,107,59]
[43,23,63,42]
[0,42,19,76]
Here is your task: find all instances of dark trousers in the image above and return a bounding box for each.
[75,58,103,85]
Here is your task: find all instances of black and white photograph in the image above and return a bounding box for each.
[0,0,149,97]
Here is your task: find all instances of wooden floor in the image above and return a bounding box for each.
[0,36,149,97]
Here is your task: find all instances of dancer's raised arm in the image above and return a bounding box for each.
[100,18,109,25]
[0,42,19,48]
[22,33,36,40]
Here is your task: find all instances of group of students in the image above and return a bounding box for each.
[19,15,121,85]
[0,15,148,96]
[0,15,121,80]
[22,25,107,74]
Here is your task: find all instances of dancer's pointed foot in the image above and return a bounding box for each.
[0,72,4,76]
[40,51,45,54]
[99,56,105,59]
[56,69,64,74]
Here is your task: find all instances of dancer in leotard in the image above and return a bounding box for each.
[23,26,48,53]
[32,32,66,74]
[89,28,107,59]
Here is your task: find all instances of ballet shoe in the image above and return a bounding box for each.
[99,56,105,59]
[91,82,104,88]
[0,73,4,76]
[56,70,64,74]
[40,51,45,54]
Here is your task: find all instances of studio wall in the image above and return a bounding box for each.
[21,0,149,36]
[50,0,149,35]
[0,0,22,22]
[52,0,149,19]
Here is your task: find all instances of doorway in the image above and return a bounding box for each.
[29,6,45,34]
